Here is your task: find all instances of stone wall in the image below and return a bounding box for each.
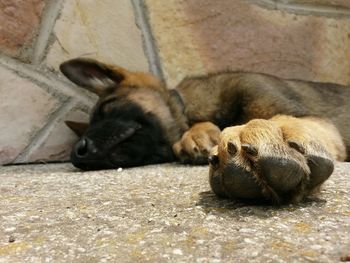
[1,0,350,165]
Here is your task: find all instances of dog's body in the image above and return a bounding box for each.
[61,58,349,204]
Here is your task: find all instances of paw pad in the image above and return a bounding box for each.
[259,157,304,193]
[220,164,264,200]
[288,140,305,154]
[307,155,334,189]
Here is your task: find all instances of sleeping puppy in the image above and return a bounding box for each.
[61,58,349,204]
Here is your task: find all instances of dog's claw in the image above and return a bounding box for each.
[227,141,237,156]
[288,140,306,154]
[208,154,219,166]
[241,144,258,157]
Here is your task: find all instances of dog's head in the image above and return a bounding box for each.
[61,58,187,170]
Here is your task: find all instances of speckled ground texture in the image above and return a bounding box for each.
[0,163,349,263]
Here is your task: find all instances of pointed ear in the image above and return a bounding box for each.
[60,58,125,96]
[65,121,89,137]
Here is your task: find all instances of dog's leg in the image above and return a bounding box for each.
[209,115,346,204]
[173,122,221,164]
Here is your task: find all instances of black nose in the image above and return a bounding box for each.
[71,138,108,170]
[75,138,88,157]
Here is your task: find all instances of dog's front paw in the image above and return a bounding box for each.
[209,119,312,204]
[209,116,343,204]
[173,122,220,164]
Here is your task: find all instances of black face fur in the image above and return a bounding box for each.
[60,58,178,170]
[71,100,175,170]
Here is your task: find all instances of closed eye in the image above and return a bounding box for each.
[99,97,117,114]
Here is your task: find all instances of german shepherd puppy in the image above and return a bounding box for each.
[60,58,349,204]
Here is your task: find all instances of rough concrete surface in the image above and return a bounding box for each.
[0,162,349,262]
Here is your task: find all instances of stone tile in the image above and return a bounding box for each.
[46,0,149,72]
[27,109,89,163]
[145,0,206,87]
[280,0,350,9]
[146,0,350,87]
[0,65,60,165]
[0,0,46,59]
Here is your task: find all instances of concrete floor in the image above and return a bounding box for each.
[0,162,349,263]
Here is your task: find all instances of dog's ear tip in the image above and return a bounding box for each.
[59,57,124,96]
[65,120,89,137]
[64,120,74,127]
[64,120,77,127]
[59,61,71,76]
[59,58,80,71]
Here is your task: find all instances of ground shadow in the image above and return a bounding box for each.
[196,190,327,219]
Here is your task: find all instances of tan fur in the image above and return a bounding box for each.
[173,122,220,161]
[272,115,346,161]
[109,65,165,92]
